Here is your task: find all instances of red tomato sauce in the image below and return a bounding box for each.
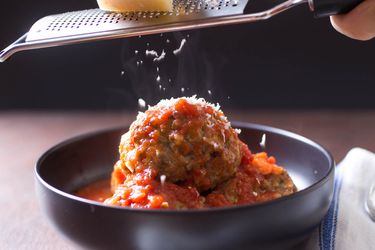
[75,179,112,203]
[76,146,296,208]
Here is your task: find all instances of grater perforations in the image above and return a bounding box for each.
[43,0,240,33]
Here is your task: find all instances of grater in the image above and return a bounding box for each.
[0,0,363,62]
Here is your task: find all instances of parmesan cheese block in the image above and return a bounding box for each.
[97,0,173,12]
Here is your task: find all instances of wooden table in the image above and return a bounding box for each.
[1,111,374,249]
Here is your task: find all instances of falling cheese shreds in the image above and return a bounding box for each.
[160,175,166,185]
[153,50,166,62]
[260,134,266,150]
[173,38,187,55]
[145,49,159,57]
[138,98,146,109]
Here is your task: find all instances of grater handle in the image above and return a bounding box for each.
[309,0,364,17]
[0,33,28,63]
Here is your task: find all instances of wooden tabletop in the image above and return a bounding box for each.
[1,111,374,249]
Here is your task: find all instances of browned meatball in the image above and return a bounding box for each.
[114,97,243,192]
[206,149,297,207]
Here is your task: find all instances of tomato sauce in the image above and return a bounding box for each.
[76,147,296,208]
[75,179,112,203]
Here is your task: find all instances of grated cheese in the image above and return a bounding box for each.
[173,38,187,55]
[160,175,166,186]
[145,50,159,57]
[138,98,146,109]
[260,134,266,150]
[153,50,166,62]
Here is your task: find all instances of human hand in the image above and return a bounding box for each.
[330,0,375,40]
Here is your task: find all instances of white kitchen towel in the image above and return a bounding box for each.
[304,148,375,250]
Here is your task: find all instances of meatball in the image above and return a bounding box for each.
[101,97,297,210]
[206,146,297,207]
[114,96,243,192]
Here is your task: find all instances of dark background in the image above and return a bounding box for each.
[0,0,374,110]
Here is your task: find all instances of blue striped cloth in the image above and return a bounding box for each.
[319,159,344,250]
[305,148,375,250]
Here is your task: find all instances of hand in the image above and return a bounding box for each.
[330,0,375,41]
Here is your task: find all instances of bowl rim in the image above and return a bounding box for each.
[35,121,335,214]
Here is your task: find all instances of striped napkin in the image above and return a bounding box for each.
[304,148,375,250]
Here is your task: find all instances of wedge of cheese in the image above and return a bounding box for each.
[97,0,173,12]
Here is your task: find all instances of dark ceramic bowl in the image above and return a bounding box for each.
[35,122,334,250]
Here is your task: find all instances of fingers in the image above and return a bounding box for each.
[330,0,375,41]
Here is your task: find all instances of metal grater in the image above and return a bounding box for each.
[26,0,247,42]
[0,0,363,62]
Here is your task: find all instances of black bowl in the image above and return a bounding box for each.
[35,122,334,250]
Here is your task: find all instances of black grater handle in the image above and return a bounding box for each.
[310,0,364,18]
